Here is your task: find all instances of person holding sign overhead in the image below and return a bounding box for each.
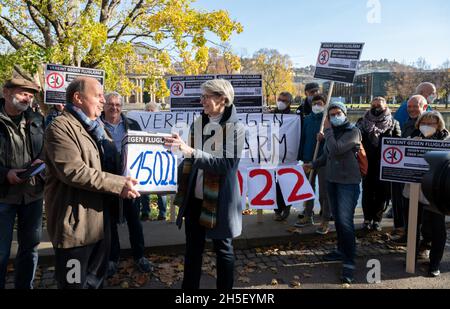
[303,102,362,284]
[165,79,244,289]
[44,77,140,289]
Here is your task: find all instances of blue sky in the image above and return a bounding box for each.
[192,0,450,68]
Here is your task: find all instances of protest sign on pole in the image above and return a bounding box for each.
[380,137,450,273]
[44,64,105,104]
[169,74,263,113]
[314,42,365,84]
[309,42,364,182]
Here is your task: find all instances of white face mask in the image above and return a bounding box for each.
[419,125,436,137]
[277,101,288,111]
[12,97,30,112]
[312,105,325,114]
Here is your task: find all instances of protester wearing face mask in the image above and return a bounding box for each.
[273,92,293,114]
[304,102,362,284]
[271,92,294,220]
[356,97,401,233]
[296,82,320,120]
[402,111,449,277]
[390,95,429,245]
[296,94,330,234]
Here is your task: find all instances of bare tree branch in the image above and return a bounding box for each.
[0,16,45,49]
[84,0,95,13]
[25,1,63,41]
[13,65,35,81]
[26,2,53,47]
[0,20,22,49]
[113,0,145,44]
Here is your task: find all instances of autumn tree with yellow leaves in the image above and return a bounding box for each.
[241,49,295,105]
[0,0,242,99]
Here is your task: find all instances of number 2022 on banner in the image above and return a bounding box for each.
[128,149,177,193]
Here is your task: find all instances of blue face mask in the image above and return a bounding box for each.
[330,114,347,127]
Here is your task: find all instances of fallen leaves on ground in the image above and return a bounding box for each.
[242,209,254,215]
[290,280,301,288]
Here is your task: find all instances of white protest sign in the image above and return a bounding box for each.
[380,138,450,184]
[126,111,301,166]
[44,64,105,104]
[314,42,364,83]
[247,167,277,210]
[169,74,263,113]
[276,165,315,205]
[121,131,177,193]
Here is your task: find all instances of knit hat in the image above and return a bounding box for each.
[328,101,347,115]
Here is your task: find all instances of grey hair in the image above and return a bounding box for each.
[415,82,436,95]
[408,95,427,108]
[416,111,446,131]
[145,101,160,112]
[279,92,293,104]
[105,91,123,106]
[201,79,234,107]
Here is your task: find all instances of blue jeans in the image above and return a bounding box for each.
[327,182,360,270]
[0,199,43,289]
[140,195,167,218]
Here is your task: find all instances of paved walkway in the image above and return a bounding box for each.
[10,207,393,261]
[5,226,450,289]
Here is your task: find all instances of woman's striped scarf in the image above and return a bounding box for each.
[174,113,228,229]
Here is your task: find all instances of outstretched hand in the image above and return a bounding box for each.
[120,176,141,199]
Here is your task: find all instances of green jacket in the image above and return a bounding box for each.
[0,99,45,201]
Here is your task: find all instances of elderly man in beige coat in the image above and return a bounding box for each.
[44,77,140,289]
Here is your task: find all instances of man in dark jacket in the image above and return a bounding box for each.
[272,92,294,220]
[0,78,44,289]
[296,94,329,233]
[100,92,153,277]
[356,97,401,232]
[296,82,320,120]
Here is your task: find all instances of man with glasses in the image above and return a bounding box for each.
[100,92,154,277]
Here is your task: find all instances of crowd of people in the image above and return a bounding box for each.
[0,76,448,289]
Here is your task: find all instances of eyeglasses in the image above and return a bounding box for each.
[106,104,122,108]
[200,93,221,100]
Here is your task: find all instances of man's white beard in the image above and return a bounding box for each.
[12,97,30,112]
